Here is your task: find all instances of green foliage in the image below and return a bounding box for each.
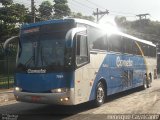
[0,43,4,59]
[115,16,126,27]
[0,0,13,6]
[54,0,67,4]
[53,0,71,19]
[0,2,29,42]
[71,12,95,22]
[115,17,160,44]
[38,1,53,21]
[0,0,96,43]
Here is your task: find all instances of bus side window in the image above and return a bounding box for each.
[132,41,139,55]
[109,34,122,53]
[76,34,89,66]
[151,46,156,58]
[92,35,107,50]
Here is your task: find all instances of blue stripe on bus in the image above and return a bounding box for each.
[21,19,74,29]
[89,53,146,101]
[15,72,74,93]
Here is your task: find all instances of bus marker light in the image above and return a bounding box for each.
[14,87,22,92]
[90,81,93,86]
[64,97,69,101]
[57,89,62,93]
[51,88,68,93]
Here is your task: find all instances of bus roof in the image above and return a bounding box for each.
[72,18,156,47]
[21,18,156,47]
[118,32,156,47]
[21,19,75,29]
[21,18,100,29]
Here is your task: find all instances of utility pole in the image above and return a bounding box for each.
[31,0,35,23]
[93,8,109,23]
[136,13,150,20]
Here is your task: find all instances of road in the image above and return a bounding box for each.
[0,79,160,120]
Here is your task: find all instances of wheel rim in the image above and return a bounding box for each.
[144,79,147,88]
[144,83,147,88]
[97,84,104,103]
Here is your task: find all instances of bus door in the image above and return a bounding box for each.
[74,32,90,104]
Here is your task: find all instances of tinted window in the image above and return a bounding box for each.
[141,43,148,56]
[123,37,133,54]
[132,41,140,55]
[108,34,122,52]
[150,46,156,57]
[41,22,75,33]
[92,35,107,50]
[88,26,107,50]
[76,34,89,66]
[17,32,66,72]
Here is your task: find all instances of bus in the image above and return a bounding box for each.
[11,18,156,106]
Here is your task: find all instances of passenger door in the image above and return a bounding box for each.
[74,32,90,104]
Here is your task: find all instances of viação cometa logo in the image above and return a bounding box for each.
[116,56,133,67]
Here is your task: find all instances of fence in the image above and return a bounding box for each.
[0,57,16,89]
[0,43,17,89]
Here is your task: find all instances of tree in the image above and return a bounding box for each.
[0,0,13,6]
[0,2,29,42]
[38,1,53,21]
[115,16,126,27]
[53,0,71,19]
[71,12,95,22]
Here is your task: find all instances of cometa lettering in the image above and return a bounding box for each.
[116,56,133,67]
[27,69,46,74]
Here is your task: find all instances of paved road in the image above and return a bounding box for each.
[0,79,160,120]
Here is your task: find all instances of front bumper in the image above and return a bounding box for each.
[14,88,75,105]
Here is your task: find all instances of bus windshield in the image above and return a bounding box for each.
[17,32,67,72]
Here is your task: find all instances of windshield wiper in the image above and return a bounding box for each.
[40,47,49,66]
[25,56,35,67]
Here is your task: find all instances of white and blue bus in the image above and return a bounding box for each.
[12,18,157,106]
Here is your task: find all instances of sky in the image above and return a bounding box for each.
[13,0,160,21]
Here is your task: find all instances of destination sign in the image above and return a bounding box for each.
[22,27,39,34]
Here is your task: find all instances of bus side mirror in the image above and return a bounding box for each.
[3,36,19,55]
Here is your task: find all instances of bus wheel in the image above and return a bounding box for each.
[142,77,147,90]
[147,82,151,88]
[147,73,152,88]
[94,81,105,107]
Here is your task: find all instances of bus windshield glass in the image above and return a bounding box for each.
[17,31,67,72]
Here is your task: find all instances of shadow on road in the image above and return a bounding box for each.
[106,86,143,102]
[0,100,96,120]
[0,87,143,120]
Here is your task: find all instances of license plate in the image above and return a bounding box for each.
[31,96,41,102]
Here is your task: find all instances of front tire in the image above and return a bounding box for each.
[147,73,152,88]
[94,81,105,107]
[142,76,147,90]
[147,78,151,88]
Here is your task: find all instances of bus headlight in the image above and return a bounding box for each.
[51,88,69,93]
[14,87,22,92]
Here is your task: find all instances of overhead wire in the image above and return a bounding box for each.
[8,0,145,21]
[85,0,106,10]
[70,0,95,11]
[68,1,93,15]
[11,0,93,18]
[80,0,137,18]
[11,0,72,19]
